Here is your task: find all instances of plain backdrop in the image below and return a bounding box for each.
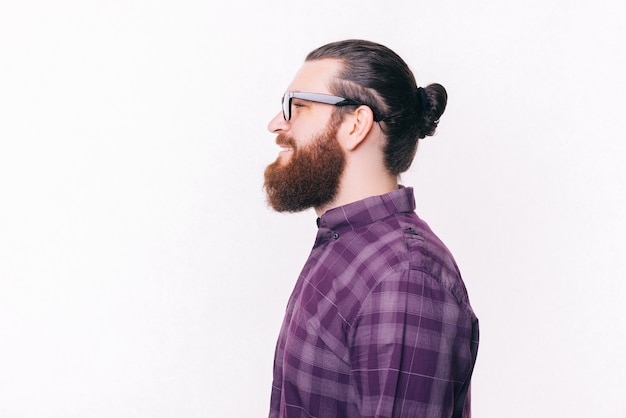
[1,1,625,417]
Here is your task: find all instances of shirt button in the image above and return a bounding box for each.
[332,232,339,240]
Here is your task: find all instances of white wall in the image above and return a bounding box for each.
[1,1,624,417]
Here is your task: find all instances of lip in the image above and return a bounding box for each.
[278,148,293,162]
[276,145,293,163]
[275,135,295,158]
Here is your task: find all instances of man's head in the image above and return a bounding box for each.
[306,39,448,175]
[263,59,348,213]
[264,40,448,213]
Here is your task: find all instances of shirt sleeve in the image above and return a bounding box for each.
[348,270,475,418]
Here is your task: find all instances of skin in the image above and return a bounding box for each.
[267,59,398,216]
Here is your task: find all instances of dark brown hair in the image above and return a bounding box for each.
[306,39,447,175]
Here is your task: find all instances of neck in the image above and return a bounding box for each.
[314,156,398,217]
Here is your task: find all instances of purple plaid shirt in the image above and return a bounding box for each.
[269,187,479,418]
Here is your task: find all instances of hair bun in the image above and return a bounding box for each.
[417,87,429,112]
[418,83,447,138]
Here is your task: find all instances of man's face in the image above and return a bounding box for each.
[263,59,347,213]
[263,120,345,212]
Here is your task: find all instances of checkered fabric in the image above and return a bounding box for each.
[269,187,479,418]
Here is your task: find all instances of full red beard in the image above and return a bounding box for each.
[264,123,346,213]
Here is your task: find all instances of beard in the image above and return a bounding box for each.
[264,123,346,213]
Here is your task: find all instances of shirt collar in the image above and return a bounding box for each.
[316,186,416,234]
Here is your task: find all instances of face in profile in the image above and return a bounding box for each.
[263,121,345,213]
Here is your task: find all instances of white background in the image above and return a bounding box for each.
[1,1,625,417]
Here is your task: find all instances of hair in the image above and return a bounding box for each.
[306,39,447,175]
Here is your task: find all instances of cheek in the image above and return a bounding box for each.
[290,118,327,147]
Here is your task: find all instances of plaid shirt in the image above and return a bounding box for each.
[269,187,479,418]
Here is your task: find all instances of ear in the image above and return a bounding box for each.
[338,105,375,151]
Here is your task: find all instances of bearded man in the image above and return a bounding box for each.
[264,39,479,418]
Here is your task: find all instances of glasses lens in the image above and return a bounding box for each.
[282,92,290,121]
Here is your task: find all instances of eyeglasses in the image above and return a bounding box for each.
[281,91,374,121]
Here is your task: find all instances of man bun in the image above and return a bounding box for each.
[418,83,447,139]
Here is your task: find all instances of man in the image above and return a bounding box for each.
[264,39,479,418]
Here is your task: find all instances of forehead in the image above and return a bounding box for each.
[287,59,343,93]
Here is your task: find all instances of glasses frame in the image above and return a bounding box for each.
[282,91,377,121]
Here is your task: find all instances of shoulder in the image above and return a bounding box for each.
[347,212,474,322]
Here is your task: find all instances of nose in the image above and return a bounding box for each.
[267,111,289,133]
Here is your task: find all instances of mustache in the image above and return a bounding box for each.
[276,134,296,148]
